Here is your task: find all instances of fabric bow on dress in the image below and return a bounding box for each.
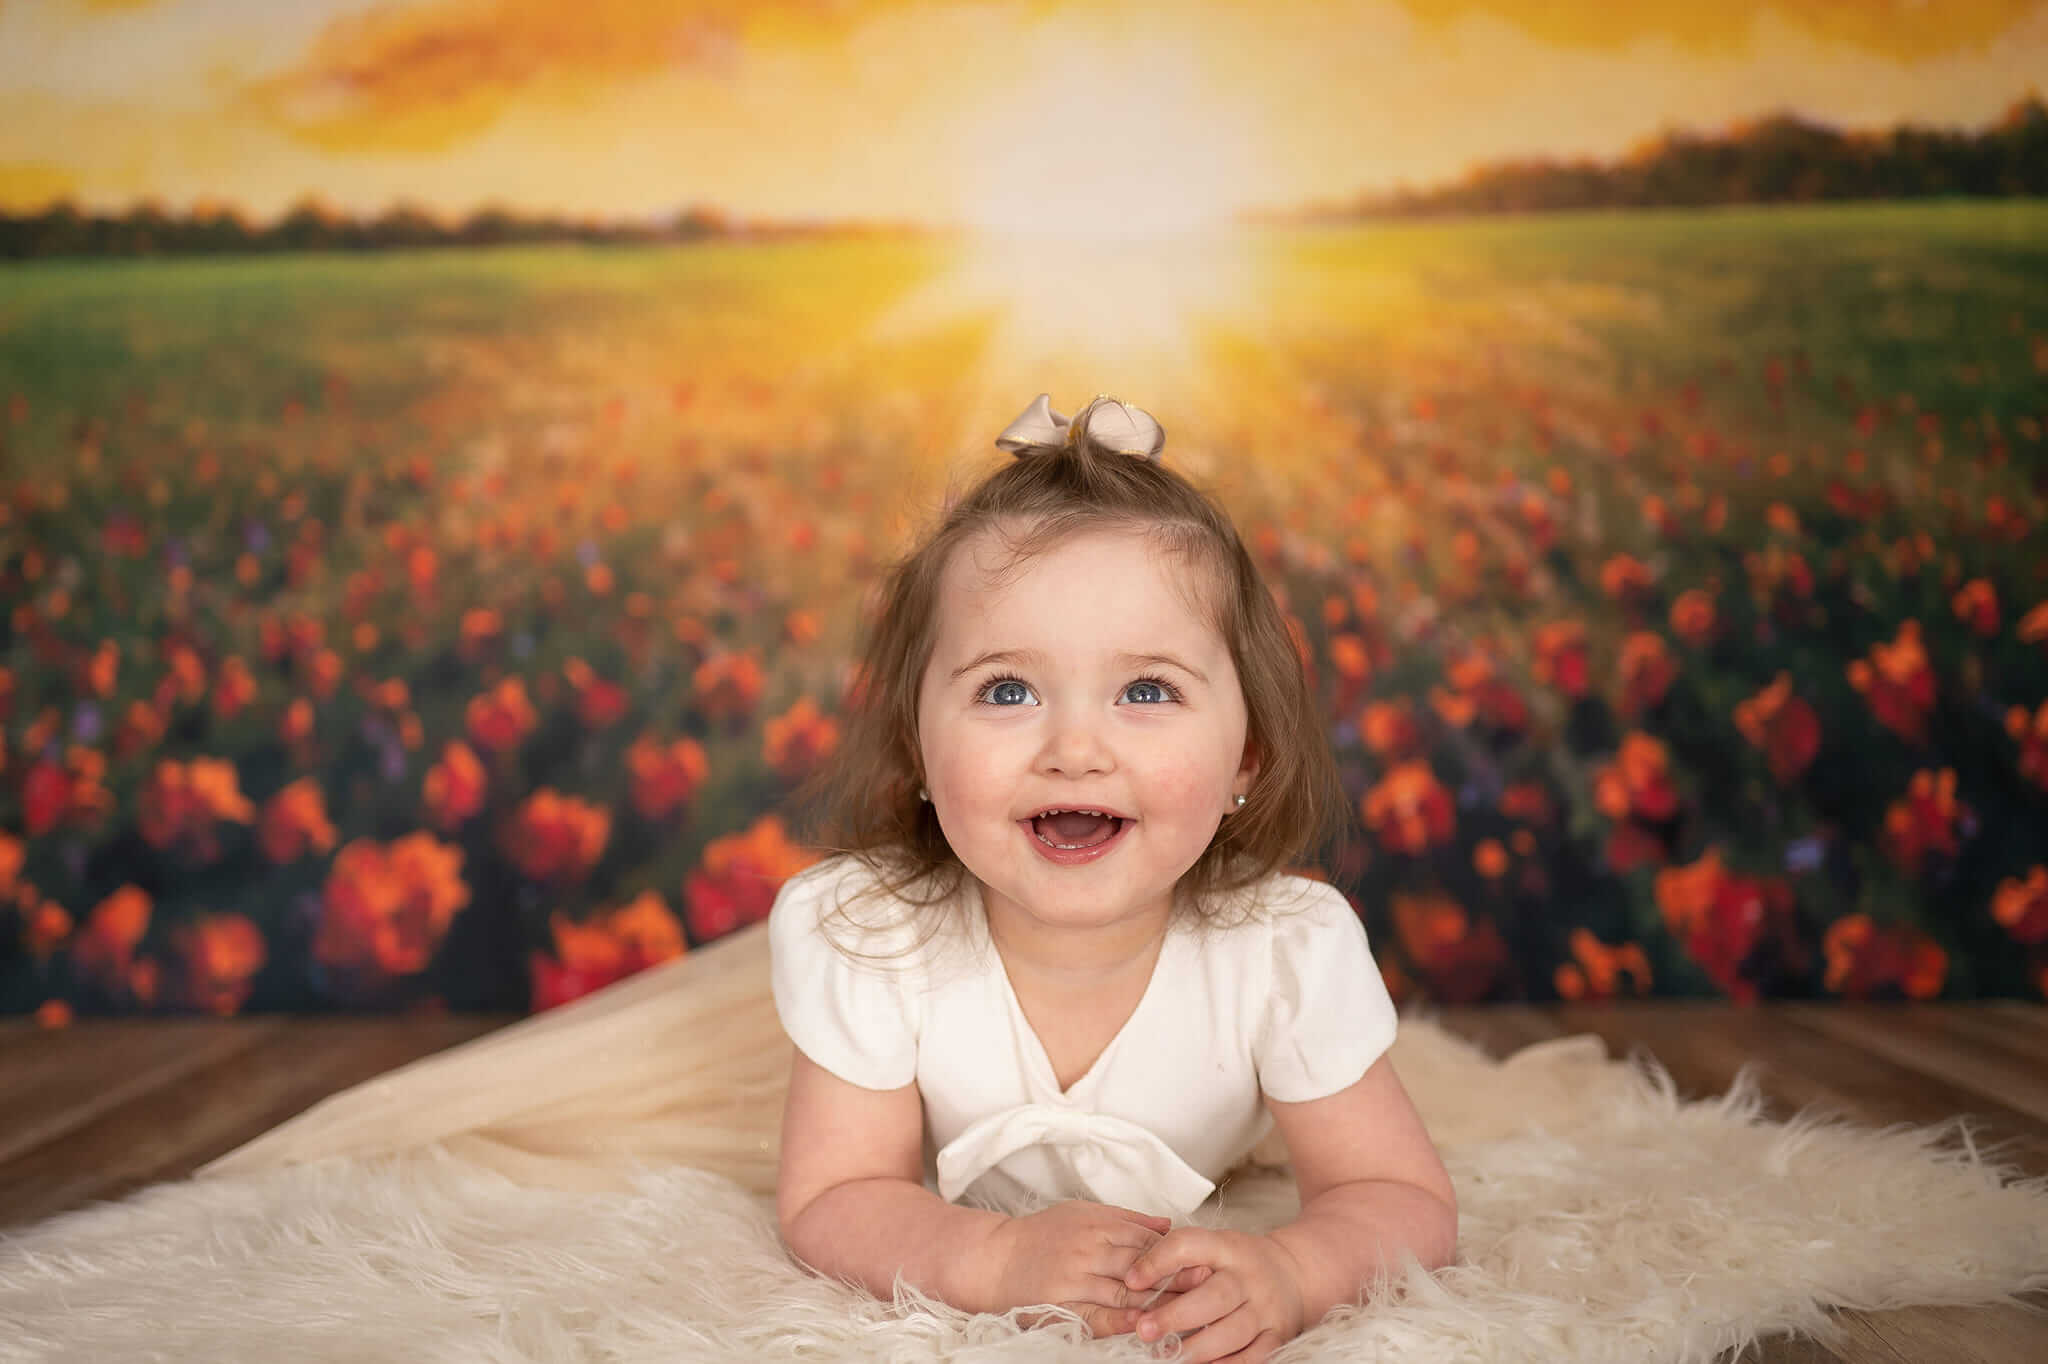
[936,1103,1217,1220]
[995,393,1166,462]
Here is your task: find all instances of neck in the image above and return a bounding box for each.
[979,889,1173,991]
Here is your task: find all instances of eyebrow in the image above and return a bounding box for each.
[948,648,1209,686]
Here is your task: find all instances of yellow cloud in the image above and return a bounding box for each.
[1398,0,2045,61]
[0,161,79,211]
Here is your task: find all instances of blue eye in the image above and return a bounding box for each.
[972,673,1184,706]
[982,676,1034,706]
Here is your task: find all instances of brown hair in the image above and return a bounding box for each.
[788,400,1350,945]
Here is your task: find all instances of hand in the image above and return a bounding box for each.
[1122,1227,1307,1362]
[980,1201,1209,1338]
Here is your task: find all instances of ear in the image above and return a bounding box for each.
[1236,735,1262,791]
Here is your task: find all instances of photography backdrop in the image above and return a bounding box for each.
[2,0,2046,1016]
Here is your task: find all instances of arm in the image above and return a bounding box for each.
[1263,1051,1458,1318]
[778,1046,1178,1330]
[776,1045,1006,1308]
[1121,1054,1456,1360]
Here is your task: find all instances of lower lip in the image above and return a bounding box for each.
[1019,817,1131,865]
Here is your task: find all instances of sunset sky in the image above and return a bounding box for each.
[2,0,2044,231]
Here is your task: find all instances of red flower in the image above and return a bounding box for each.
[1734,673,1821,784]
[529,891,686,1011]
[763,696,839,785]
[1530,621,1590,698]
[1654,849,1804,1002]
[1617,632,1677,715]
[258,778,338,864]
[1881,768,1970,876]
[1554,928,1652,1000]
[1991,867,2048,945]
[682,815,818,942]
[1362,760,1456,855]
[423,741,488,831]
[315,834,470,980]
[1952,579,2000,637]
[465,677,537,754]
[173,913,268,1016]
[1823,914,1946,1000]
[1360,699,1422,760]
[503,789,611,884]
[1847,620,1936,746]
[1391,890,1508,1004]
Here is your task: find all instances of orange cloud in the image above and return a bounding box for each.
[1399,0,2043,61]
[242,0,1060,152]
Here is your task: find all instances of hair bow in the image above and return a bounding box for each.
[995,393,1166,463]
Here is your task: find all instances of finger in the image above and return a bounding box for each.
[1103,1205,1173,1234]
[1136,1273,1244,1344]
[1167,1303,1262,1364]
[1124,1227,1221,1291]
[1066,1302,1136,1339]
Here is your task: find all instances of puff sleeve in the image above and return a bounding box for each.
[768,858,923,1091]
[1252,879,1399,1103]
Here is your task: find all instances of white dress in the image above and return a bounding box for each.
[770,855,1399,1220]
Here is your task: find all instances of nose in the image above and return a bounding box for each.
[1035,706,1115,778]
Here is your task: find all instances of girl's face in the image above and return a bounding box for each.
[915,525,1259,940]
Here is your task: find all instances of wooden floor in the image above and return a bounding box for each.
[3,1003,2044,1361]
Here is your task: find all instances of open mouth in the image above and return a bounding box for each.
[1019,809,1131,862]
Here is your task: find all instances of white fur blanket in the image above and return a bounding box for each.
[2,1019,2045,1363]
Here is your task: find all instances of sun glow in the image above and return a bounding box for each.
[866,30,1274,434]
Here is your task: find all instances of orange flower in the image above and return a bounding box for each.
[211,656,258,719]
[1391,889,1508,1004]
[258,778,337,864]
[1669,589,1718,648]
[1847,620,1936,746]
[1554,927,1652,1000]
[1823,914,1946,1000]
[2005,702,2048,792]
[2017,601,2048,646]
[503,789,611,883]
[682,814,820,941]
[173,913,268,1015]
[137,757,255,862]
[1881,769,1970,876]
[1951,579,1999,637]
[1530,620,1589,698]
[563,657,629,730]
[465,677,537,754]
[115,699,167,759]
[1472,839,1509,879]
[423,740,488,831]
[530,891,688,1010]
[1595,733,1680,823]
[86,640,118,698]
[1764,502,1801,538]
[1617,631,1678,714]
[279,696,315,746]
[1652,849,1802,1002]
[315,834,471,980]
[35,999,72,1029]
[1360,699,1422,760]
[626,734,710,821]
[693,652,765,726]
[458,608,503,661]
[72,885,152,993]
[1328,633,1372,683]
[1428,651,1528,735]
[1991,867,2048,945]
[1600,554,1652,601]
[1734,673,1821,783]
[25,896,73,958]
[763,696,839,785]
[1362,760,1457,855]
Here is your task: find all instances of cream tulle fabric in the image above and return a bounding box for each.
[202,922,794,1196]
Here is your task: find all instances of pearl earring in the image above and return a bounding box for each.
[1233,794,1246,808]
[919,788,930,802]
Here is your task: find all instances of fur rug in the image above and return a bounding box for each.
[3,1018,2045,1363]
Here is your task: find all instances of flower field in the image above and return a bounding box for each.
[3,199,2046,1017]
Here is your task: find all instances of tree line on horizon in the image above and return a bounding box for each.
[1280,95,2048,223]
[3,95,2044,259]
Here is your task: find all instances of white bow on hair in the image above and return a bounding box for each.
[995,393,1166,462]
